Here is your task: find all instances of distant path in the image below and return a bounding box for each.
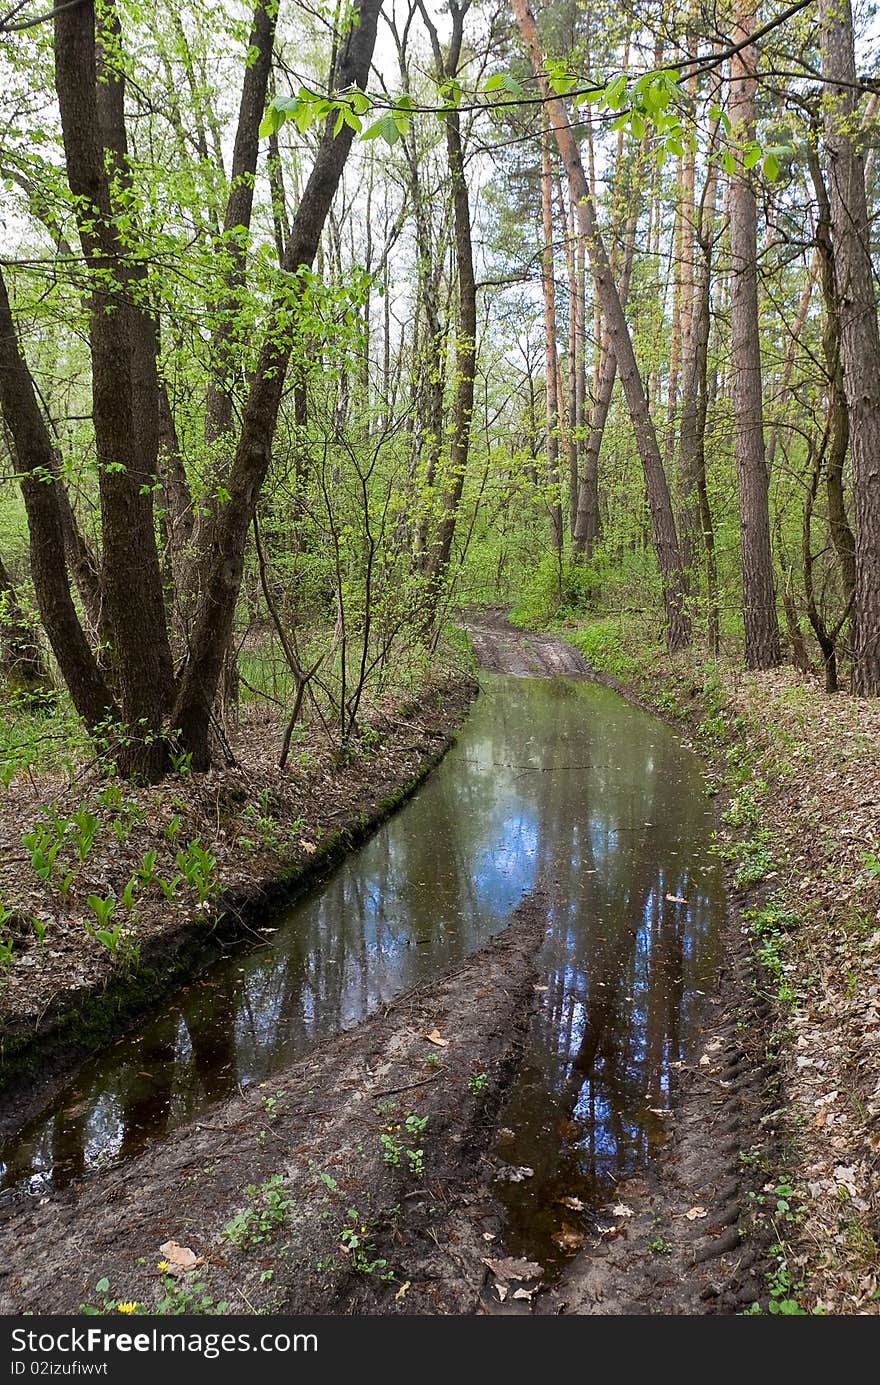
[462,607,587,677]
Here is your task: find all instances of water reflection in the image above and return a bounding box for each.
[0,676,723,1253]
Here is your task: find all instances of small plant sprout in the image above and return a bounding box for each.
[86,894,116,932]
[175,839,217,904]
[136,849,159,886]
[468,1070,488,1095]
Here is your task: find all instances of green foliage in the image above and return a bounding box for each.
[222,1174,293,1248]
[566,621,640,682]
[339,1209,392,1278]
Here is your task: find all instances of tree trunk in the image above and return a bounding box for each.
[728,2,781,668]
[540,119,564,551]
[172,0,383,769]
[55,0,174,776]
[204,0,277,443]
[679,101,721,650]
[418,0,477,585]
[572,142,644,560]
[820,0,880,693]
[806,146,857,626]
[512,0,690,651]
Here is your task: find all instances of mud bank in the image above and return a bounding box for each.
[0,905,545,1316]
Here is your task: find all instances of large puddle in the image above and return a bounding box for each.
[0,676,724,1270]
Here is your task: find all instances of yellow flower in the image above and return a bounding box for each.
[157,1260,169,1272]
[116,1302,138,1315]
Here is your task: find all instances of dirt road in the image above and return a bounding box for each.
[462,608,588,676]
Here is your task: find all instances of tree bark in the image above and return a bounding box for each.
[728,2,781,668]
[512,0,690,650]
[55,0,174,775]
[204,0,277,443]
[540,119,564,551]
[820,0,880,693]
[806,145,857,625]
[679,102,721,650]
[418,0,477,585]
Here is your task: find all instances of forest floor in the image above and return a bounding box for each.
[539,608,880,1316]
[0,669,477,1135]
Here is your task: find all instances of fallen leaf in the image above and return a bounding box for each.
[495,1284,508,1303]
[665,893,687,904]
[158,1239,203,1272]
[425,1028,449,1047]
[612,1203,634,1218]
[557,1196,586,1211]
[483,1256,543,1283]
[395,1281,410,1301]
[648,1107,673,1117]
[299,839,317,855]
[685,1206,707,1220]
[495,1164,534,1182]
[512,1287,533,1301]
[699,1053,711,1067]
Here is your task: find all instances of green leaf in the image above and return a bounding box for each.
[361,114,401,146]
[258,106,284,139]
[763,151,780,182]
[720,148,735,176]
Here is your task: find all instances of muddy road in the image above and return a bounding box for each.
[0,616,774,1315]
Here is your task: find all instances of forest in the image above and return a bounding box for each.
[0,0,878,1327]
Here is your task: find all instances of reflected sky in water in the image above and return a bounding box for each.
[1,676,724,1267]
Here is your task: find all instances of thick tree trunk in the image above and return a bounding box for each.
[512,0,690,650]
[807,147,857,625]
[55,0,174,776]
[820,0,880,693]
[0,266,117,729]
[172,0,383,768]
[728,3,781,669]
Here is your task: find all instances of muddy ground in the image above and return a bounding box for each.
[0,903,547,1315]
[0,618,777,1316]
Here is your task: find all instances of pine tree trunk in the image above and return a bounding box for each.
[540,120,564,551]
[820,0,880,693]
[728,2,781,668]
